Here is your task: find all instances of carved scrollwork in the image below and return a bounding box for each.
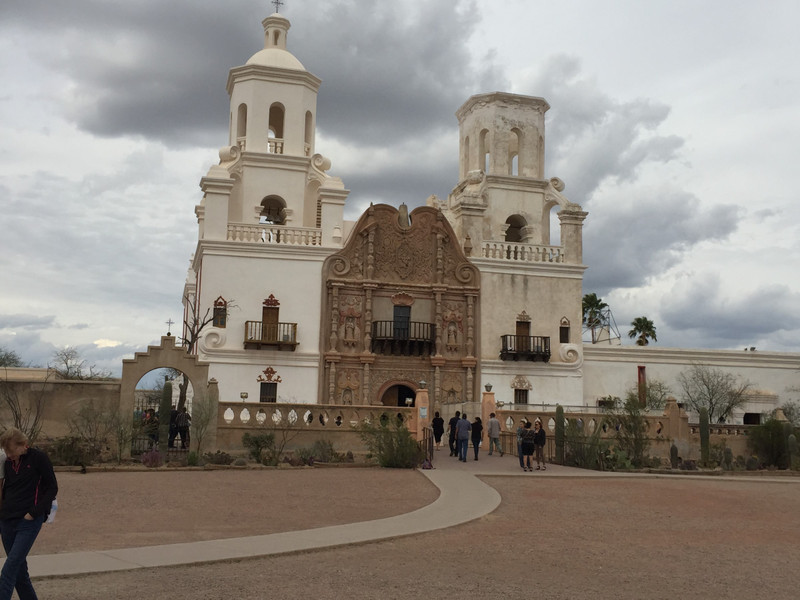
[454,262,475,284]
[331,257,351,276]
[559,343,581,364]
[312,153,332,172]
[200,329,226,351]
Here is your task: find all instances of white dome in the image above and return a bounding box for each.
[246,47,305,70]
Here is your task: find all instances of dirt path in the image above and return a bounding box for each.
[32,472,800,599]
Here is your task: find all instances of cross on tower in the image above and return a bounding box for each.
[166,318,174,336]
[272,0,284,13]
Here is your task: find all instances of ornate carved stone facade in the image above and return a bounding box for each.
[320,204,480,410]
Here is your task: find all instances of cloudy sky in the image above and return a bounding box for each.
[2,0,799,375]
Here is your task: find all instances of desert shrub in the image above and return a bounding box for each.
[748,419,789,469]
[745,456,759,471]
[141,448,164,468]
[233,457,247,467]
[359,419,423,468]
[242,432,275,463]
[670,443,679,469]
[203,450,233,465]
[722,446,734,471]
[294,446,315,466]
[554,405,565,464]
[48,436,93,466]
[603,446,633,471]
[564,419,607,470]
[187,451,199,466]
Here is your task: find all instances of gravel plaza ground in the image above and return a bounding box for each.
[21,458,800,600]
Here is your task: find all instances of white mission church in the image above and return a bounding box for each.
[183,10,798,424]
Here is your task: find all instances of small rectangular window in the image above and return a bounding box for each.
[559,325,569,343]
[213,306,227,328]
[514,389,529,404]
[260,382,277,403]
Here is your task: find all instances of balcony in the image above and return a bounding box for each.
[500,335,551,362]
[371,321,436,356]
[244,321,298,351]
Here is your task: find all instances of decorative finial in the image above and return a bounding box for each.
[166,318,174,336]
[272,0,284,13]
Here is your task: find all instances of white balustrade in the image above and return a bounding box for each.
[480,242,565,263]
[227,223,323,246]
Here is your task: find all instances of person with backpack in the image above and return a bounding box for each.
[0,427,58,600]
[175,406,192,449]
[447,411,461,457]
[470,416,483,461]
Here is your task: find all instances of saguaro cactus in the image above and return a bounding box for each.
[670,443,679,469]
[555,404,565,464]
[788,434,797,470]
[158,380,173,455]
[699,407,709,467]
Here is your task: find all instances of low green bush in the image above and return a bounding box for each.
[203,450,233,465]
[359,419,423,468]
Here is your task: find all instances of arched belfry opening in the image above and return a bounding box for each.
[268,103,285,153]
[509,128,522,176]
[505,214,527,243]
[260,195,286,224]
[237,104,248,148]
[479,129,490,173]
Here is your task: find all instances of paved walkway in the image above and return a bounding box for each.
[27,451,799,578]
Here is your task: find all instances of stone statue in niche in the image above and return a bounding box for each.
[446,321,458,351]
[338,296,362,350]
[341,388,353,405]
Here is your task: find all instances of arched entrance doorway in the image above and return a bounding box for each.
[380,384,416,407]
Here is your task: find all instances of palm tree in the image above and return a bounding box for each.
[582,293,608,344]
[628,316,657,346]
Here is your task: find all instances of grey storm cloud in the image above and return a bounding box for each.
[0,314,56,330]
[523,55,684,204]
[2,1,504,150]
[582,190,741,293]
[660,276,800,340]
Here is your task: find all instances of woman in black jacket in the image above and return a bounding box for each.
[0,427,58,600]
[471,416,483,461]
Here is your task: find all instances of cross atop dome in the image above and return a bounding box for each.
[272,0,284,13]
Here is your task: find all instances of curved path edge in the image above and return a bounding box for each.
[28,469,501,578]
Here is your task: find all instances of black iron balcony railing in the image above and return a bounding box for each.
[371,321,436,356]
[244,321,298,351]
[500,335,551,362]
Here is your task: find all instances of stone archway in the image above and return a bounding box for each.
[119,336,213,453]
[377,381,418,407]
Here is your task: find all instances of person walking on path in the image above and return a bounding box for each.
[0,427,58,600]
[471,416,483,461]
[533,420,547,470]
[455,413,471,462]
[447,411,461,457]
[520,421,536,471]
[516,421,526,469]
[486,413,503,456]
[431,412,445,451]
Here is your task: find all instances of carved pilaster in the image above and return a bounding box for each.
[466,295,475,357]
[434,290,443,356]
[363,287,374,350]
[366,229,375,279]
[328,361,337,404]
[329,286,340,351]
[466,367,474,404]
[362,362,371,404]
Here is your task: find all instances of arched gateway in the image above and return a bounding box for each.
[120,336,214,453]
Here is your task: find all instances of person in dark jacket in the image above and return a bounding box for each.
[431,412,445,451]
[0,427,58,600]
[471,416,483,461]
[533,420,547,470]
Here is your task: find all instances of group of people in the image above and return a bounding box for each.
[429,410,546,470]
[140,405,192,449]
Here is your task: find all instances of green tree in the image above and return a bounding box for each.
[0,347,24,367]
[615,391,651,468]
[582,293,608,344]
[677,363,752,423]
[628,316,657,346]
[626,379,672,411]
